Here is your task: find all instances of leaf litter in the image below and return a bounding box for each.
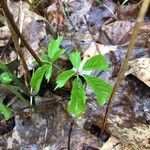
[0,0,150,149]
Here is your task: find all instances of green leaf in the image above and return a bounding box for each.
[69,51,81,68]
[55,70,76,89]
[30,64,48,93]
[95,0,102,4]
[0,101,13,120]
[41,52,49,63]
[0,61,29,95]
[0,60,8,72]
[122,0,128,5]
[68,77,86,117]
[45,64,52,82]
[7,85,29,104]
[83,75,112,106]
[82,55,109,71]
[0,72,13,84]
[48,36,63,60]
[51,48,65,62]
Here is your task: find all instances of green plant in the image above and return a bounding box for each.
[30,36,112,117]
[0,61,29,104]
[0,72,13,84]
[55,51,112,117]
[30,36,65,93]
[95,0,102,4]
[0,100,13,120]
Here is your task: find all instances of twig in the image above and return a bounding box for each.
[103,4,118,21]
[100,0,150,137]
[60,0,77,31]
[0,38,12,59]
[3,0,31,85]
[18,0,24,45]
[68,120,74,150]
[7,20,31,84]
[0,0,42,66]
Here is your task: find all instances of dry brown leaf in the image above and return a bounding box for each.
[45,1,67,31]
[87,0,117,29]
[100,21,135,45]
[125,58,150,87]
[68,0,92,29]
[100,21,150,46]
[83,42,118,58]
[116,3,141,20]
[100,136,122,150]
[0,26,11,40]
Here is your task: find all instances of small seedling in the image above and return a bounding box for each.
[30,36,65,93]
[30,36,113,117]
[55,51,113,117]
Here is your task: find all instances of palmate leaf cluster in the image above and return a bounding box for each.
[56,51,112,117]
[30,36,113,117]
[30,36,65,93]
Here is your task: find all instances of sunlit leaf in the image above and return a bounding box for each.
[30,64,48,93]
[68,77,86,117]
[45,64,52,82]
[55,70,75,89]
[48,36,63,60]
[82,55,109,71]
[83,75,112,106]
[41,51,49,63]
[69,51,81,68]
[51,48,65,62]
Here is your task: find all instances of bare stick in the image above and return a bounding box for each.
[0,0,42,66]
[100,0,150,137]
[7,17,31,85]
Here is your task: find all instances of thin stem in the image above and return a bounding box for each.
[9,23,31,85]
[0,0,42,66]
[51,62,63,72]
[43,60,63,72]
[3,4,31,85]
[68,120,74,150]
[100,0,150,137]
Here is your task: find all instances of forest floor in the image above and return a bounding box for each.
[0,0,150,149]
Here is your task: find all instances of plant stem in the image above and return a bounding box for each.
[8,21,31,85]
[0,0,42,66]
[100,0,150,137]
[68,120,74,150]
[51,62,63,72]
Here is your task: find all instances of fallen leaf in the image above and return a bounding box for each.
[83,42,118,58]
[100,21,135,45]
[100,21,150,46]
[100,136,122,150]
[45,1,66,30]
[125,58,150,87]
[116,2,141,20]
